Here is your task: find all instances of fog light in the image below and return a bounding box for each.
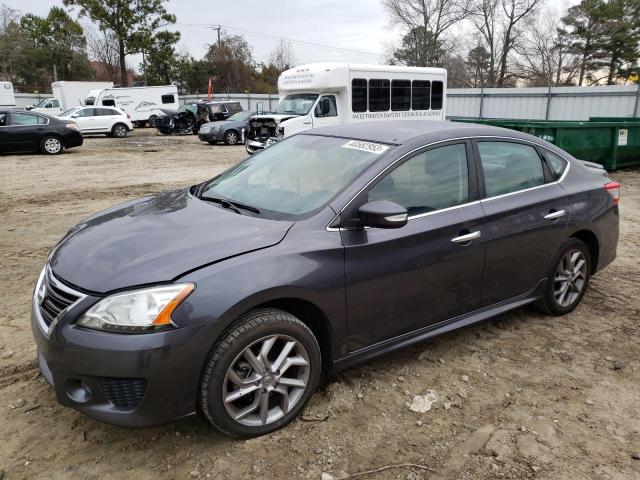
[65,378,92,403]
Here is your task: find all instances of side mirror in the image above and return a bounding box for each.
[358,200,408,229]
[318,97,331,116]
[26,105,33,110]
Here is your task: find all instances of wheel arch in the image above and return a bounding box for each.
[569,229,599,274]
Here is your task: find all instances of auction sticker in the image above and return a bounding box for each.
[342,140,390,154]
[618,129,628,146]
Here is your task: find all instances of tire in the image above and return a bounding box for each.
[40,135,63,155]
[200,308,321,438]
[112,123,129,138]
[148,115,158,128]
[536,238,591,316]
[224,130,239,145]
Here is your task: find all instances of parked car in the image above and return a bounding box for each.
[57,106,132,138]
[198,111,255,145]
[0,109,82,154]
[32,121,619,437]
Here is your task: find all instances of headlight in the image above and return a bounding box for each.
[34,266,47,305]
[212,125,222,132]
[200,125,210,133]
[77,283,195,333]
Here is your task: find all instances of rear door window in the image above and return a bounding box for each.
[477,141,545,197]
[9,112,39,125]
[368,143,469,216]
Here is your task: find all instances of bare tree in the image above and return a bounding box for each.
[383,0,471,64]
[84,24,120,83]
[268,39,295,73]
[469,0,544,86]
[515,15,580,86]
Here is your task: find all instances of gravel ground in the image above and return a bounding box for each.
[1,129,639,480]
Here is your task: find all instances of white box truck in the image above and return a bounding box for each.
[0,81,16,107]
[246,62,447,153]
[29,81,114,115]
[85,85,179,126]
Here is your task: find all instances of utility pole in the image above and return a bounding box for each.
[212,25,221,45]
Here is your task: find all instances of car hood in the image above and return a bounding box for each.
[50,189,293,294]
[249,114,299,123]
[201,119,245,129]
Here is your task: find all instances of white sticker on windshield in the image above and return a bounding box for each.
[342,140,390,155]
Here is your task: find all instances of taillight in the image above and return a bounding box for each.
[604,181,620,205]
[66,123,78,130]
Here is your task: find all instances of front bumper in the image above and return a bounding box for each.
[31,276,217,427]
[198,131,223,143]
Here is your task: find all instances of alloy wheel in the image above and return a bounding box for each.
[222,334,310,427]
[553,249,587,307]
[226,131,238,145]
[44,137,61,154]
[114,125,127,137]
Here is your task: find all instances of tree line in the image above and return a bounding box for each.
[386,0,640,87]
[0,0,637,94]
[0,0,294,94]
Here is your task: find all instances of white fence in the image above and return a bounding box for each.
[14,84,640,120]
[448,85,639,120]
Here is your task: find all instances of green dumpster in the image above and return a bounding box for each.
[450,118,640,170]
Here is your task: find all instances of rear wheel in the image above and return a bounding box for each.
[224,130,239,145]
[148,115,158,128]
[40,136,63,155]
[199,308,321,438]
[536,238,591,315]
[112,123,129,138]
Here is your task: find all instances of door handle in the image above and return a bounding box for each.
[451,231,481,244]
[544,209,566,220]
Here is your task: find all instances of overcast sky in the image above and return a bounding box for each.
[5,0,581,70]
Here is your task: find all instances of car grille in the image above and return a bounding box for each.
[99,378,147,409]
[39,269,81,327]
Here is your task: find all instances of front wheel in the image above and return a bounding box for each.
[536,238,591,315]
[199,309,321,438]
[41,135,63,155]
[224,130,239,145]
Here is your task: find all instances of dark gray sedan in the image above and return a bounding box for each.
[32,121,619,437]
[198,111,254,145]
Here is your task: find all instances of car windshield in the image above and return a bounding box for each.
[199,134,388,219]
[228,111,251,121]
[274,94,318,115]
[33,99,49,108]
[60,108,79,117]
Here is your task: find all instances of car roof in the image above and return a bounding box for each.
[305,120,540,146]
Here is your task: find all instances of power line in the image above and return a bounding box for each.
[174,22,382,59]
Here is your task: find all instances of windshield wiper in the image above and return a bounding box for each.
[200,195,260,215]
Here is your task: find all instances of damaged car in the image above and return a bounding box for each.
[245,94,319,154]
[198,110,254,145]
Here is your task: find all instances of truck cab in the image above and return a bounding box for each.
[28,98,62,115]
[246,62,446,154]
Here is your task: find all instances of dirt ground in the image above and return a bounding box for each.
[0,129,639,480]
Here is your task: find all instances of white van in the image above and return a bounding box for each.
[246,62,447,153]
[0,81,16,107]
[85,85,179,126]
[30,81,114,115]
